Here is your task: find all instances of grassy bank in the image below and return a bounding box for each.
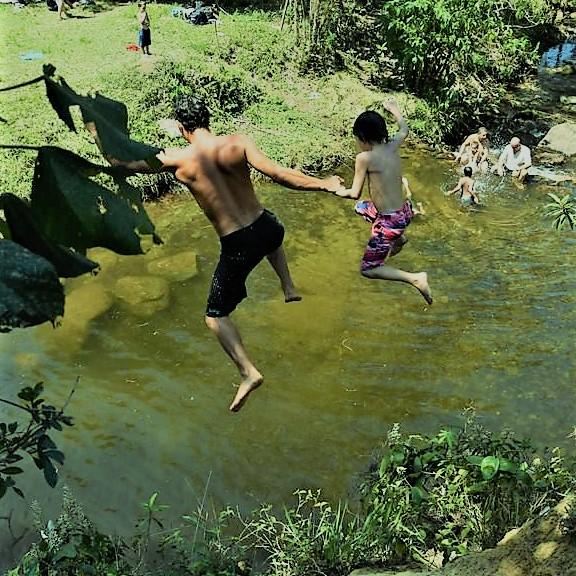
[0,3,438,198]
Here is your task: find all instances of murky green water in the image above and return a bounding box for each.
[1,150,575,558]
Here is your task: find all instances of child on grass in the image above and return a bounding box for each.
[138,1,151,56]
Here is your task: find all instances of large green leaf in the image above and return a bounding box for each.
[30,147,158,254]
[44,70,160,162]
[44,74,79,133]
[0,240,64,332]
[1,193,99,277]
[480,456,500,481]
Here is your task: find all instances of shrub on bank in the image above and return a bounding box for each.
[361,415,575,564]
[7,416,575,575]
[280,0,560,142]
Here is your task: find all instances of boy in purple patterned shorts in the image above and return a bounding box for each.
[334,100,432,304]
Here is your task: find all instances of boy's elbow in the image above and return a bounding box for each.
[108,157,122,167]
[269,166,291,186]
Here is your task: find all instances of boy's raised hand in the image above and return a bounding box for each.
[383,99,400,113]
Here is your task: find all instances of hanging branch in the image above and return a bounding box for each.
[0,144,42,150]
[0,75,45,93]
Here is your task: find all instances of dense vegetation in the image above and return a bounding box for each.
[3,0,570,199]
[6,416,576,575]
[278,0,568,141]
[1,1,574,574]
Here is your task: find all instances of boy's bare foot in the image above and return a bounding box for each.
[283,286,302,303]
[285,293,302,303]
[412,272,433,305]
[229,371,263,412]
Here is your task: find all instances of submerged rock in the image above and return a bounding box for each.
[544,63,575,75]
[115,275,170,317]
[528,166,574,184]
[146,251,198,282]
[532,149,566,165]
[87,247,120,275]
[36,283,113,353]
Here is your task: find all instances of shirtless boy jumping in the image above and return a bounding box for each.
[88,95,343,412]
[334,100,432,304]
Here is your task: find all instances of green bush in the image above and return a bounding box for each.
[120,60,262,125]
[7,418,576,575]
[361,415,576,564]
[9,488,127,576]
[281,0,557,140]
[545,192,576,230]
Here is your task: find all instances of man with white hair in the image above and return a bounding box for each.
[493,136,532,183]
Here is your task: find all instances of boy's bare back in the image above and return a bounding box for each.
[361,142,404,213]
[160,133,262,236]
[337,100,408,212]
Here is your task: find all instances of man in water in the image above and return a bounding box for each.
[455,127,489,170]
[87,95,343,412]
[333,100,432,305]
[493,136,532,183]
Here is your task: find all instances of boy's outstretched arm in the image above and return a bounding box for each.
[446,179,462,196]
[84,121,175,174]
[383,99,408,148]
[334,152,369,199]
[244,136,343,192]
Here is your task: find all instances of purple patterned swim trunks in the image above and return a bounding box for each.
[355,200,413,271]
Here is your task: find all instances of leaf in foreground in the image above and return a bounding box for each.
[31,147,158,254]
[1,193,99,277]
[0,240,64,332]
[45,71,161,163]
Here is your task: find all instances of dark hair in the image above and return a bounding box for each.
[353,111,389,144]
[464,166,473,177]
[173,95,210,132]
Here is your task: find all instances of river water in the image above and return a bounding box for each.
[1,149,575,562]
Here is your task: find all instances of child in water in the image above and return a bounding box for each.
[446,166,480,206]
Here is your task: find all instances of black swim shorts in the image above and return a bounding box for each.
[206,209,285,318]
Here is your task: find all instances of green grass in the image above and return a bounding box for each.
[0,3,437,198]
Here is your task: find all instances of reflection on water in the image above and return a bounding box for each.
[540,41,576,68]
[1,151,575,558]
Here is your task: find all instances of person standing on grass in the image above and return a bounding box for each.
[56,0,73,19]
[138,1,152,56]
[334,100,433,305]
[86,95,344,413]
